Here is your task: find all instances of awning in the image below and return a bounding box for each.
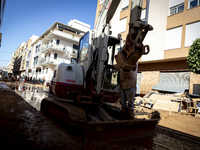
[152,72,190,93]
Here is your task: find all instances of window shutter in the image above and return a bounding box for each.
[121,0,129,10]
[169,0,184,7]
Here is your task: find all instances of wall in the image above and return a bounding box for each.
[164,0,200,59]
[142,0,169,61]
[189,73,200,94]
[140,71,160,93]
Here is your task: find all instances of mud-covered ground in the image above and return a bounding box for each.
[0,82,200,149]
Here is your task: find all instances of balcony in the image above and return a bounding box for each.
[41,43,66,54]
[39,57,70,66]
[42,29,80,44]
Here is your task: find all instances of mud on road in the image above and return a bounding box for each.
[0,82,200,150]
[0,83,80,150]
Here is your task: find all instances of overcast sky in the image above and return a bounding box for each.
[0,0,97,67]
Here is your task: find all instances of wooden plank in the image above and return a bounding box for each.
[152,100,179,112]
[149,94,174,102]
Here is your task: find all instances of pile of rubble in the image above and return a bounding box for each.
[135,92,200,116]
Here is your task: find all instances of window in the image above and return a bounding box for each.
[36,57,38,64]
[188,0,200,9]
[185,21,200,47]
[53,70,57,78]
[73,44,78,53]
[121,0,129,11]
[77,32,89,62]
[46,68,48,74]
[165,26,182,50]
[71,58,76,64]
[28,51,31,58]
[73,44,78,50]
[56,39,60,45]
[33,56,39,65]
[38,45,41,52]
[170,3,184,16]
[54,53,58,59]
[119,17,127,33]
[26,61,29,68]
[141,9,146,21]
[35,45,38,53]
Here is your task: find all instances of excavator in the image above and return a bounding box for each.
[41,0,160,140]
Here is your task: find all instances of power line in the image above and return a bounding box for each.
[0,59,10,62]
[0,51,13,54]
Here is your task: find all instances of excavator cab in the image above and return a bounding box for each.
[104,36,121,90]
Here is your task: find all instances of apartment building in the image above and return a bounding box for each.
[5,52,16,76]
[29,21,88,84]
[95,0,200,95]
[13,42,25,76]
[20,35,39,77]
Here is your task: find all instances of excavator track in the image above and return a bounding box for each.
[41,98,159,140]
[41,98,87,129]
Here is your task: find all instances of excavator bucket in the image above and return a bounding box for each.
[84,119,158,140]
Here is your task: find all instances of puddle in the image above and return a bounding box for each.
[15,84,48,111]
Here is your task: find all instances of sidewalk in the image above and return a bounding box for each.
[0,82,79,149]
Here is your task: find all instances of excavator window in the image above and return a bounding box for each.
[77,32,89,62]
[104,37,120,90]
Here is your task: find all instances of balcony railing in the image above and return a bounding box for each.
[39,57,69,66]
[41,43,67,53]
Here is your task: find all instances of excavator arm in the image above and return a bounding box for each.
[94,0,153,95]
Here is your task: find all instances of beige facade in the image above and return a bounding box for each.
[95,0,200,95]
[13,42,25,76]
[20,35,38,76]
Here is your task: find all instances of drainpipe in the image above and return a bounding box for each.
[145,0,150,24]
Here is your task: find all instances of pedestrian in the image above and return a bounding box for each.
[41,78,43,85]
[43,77,45,85]
[33,77,35,84]
[108,34,138,119]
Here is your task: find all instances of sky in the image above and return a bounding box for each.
[0,0,97,67]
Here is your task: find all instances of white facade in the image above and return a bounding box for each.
[108,0,170,61]
[68,19,91,32]
[142,0,169,61]
[27,21,87,84]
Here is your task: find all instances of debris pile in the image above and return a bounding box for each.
[135,91,200,116]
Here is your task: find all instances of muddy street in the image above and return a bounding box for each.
[0,82,200,149]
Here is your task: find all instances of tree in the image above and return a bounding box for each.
[187,38,200,74]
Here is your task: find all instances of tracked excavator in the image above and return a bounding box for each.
[41,0,160,140]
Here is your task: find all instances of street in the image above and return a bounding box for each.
[0,82,200,150]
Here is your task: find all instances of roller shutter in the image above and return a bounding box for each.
[152,72,190,93]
